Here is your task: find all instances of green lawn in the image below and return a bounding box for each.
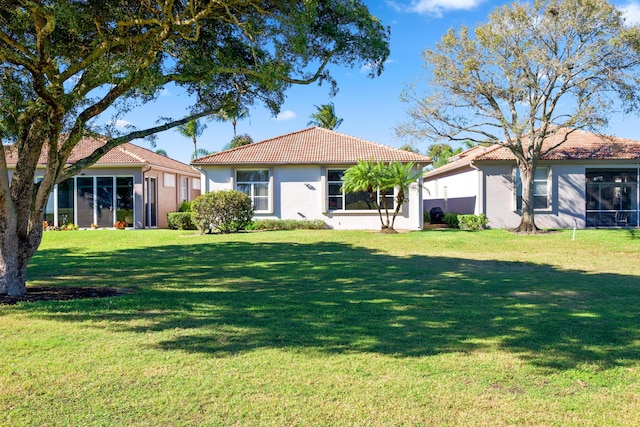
[1,228,639,426]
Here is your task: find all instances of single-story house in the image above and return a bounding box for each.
[191,127,432,230]
[423,128,640,229]
[7,137,200,229]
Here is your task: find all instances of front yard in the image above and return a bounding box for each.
[1,228,639,425]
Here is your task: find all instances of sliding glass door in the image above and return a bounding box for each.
[44,176,133,228]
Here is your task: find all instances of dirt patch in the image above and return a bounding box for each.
[0,286,129,305]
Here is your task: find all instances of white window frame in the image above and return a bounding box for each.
[515,167,550,211]
[235,169,272,213]
[180,176,189,202]
[164,173,175,188]
[327,169,395,212]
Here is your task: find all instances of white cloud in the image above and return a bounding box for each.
[273,110,296,121]
[114,119,134,129]
[396,0,484,17]
[620,2,640,25]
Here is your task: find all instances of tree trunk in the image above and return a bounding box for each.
[0,225,40,296]
[514,164,539,234]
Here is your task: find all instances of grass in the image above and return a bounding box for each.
[1,228,639,426]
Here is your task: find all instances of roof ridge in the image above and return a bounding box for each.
[117,144,147,163]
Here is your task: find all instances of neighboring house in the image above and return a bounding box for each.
[424,129,640,229]
[6,137,200,229]
[192,127,432,230]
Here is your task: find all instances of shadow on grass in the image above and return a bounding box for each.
[22,239,640,371]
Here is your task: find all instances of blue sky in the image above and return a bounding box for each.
[113,0,640,164]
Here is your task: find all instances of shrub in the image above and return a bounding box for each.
[442,213,460,228]
[423,211,430,224]
[178,200,192,212]
[191,190,254,234]
[247,219,329,231]
[167,212,195,230]
[457,214,488,231]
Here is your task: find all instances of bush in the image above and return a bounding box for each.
[423,211,430,224]
[191,190,254,234]
[457,214,488,231]
[442,213,460,228]
[167,212,196,230]
[247,219,329,231]
[178,200,192,212]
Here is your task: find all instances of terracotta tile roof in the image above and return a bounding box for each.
[424,145,497,179]
[191,127,432,166]
[6,136,198,176]
[425,129,640,179]
[475,129,640,161]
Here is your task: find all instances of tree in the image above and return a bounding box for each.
[307,103,343,129]
[398,0,640,233]
[214,96,250,138]
[229,134,254,149]
[155,149,168,157]
[382,162,424,230]
[191,148,212,160]
[341,160,388,229]
[341,160,423,232]
[0,1,390,295]
[427,143,463,169]
[176,120,207,160]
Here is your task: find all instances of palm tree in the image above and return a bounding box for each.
[307,103,343,130]
[341,159,388,229]
[382,162,424,230]
[191,148,212,160]
[214,103,249,137]
[176,119,207,160]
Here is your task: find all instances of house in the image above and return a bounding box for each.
[191,127,432,230]
[423,129,640,229]
[7,137,200,229]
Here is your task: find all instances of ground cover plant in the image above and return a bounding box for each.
[1,228,639,425]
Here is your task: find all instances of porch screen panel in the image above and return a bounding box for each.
[116,177,134,227]
[76,177,94,228]
[96,177,114,228]
[57,179,74,226]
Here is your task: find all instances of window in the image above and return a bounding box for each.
[164,173,175,188]
[515,167,549,210]
[327,169,394,211]
[236,169,270,211]
[180,177,189,202]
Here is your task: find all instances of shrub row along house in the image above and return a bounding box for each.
[6,137,200,229]
[191,127,432,230]
[423,129,640,229]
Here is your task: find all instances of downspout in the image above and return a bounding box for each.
[469,159,483,216]
[142,164,151,229]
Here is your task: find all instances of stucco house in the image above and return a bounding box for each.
[423,129,640,229]
[7,137,200,229]
[192,127,432,230]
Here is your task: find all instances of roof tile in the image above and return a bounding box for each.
[6,136,197,176]
[191,127,432,165]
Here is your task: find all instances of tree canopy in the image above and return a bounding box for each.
[307,103,344,129]
[176,120,207,160]
[398,0,640,232]
[0,0,390,295]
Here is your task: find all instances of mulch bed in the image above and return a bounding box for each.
[0,286,128,305]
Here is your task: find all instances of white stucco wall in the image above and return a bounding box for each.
[424,167,480,214]
[198,164,424,230]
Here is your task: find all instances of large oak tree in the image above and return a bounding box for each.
[0,0,390,296]
[398,0,640,233]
